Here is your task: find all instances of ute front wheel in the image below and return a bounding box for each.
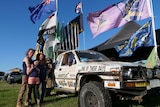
[79,82,112,107]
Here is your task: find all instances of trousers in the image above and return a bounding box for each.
[17,75,29,103]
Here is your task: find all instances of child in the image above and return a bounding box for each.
[27,59,40,107]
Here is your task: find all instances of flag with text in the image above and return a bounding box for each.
[87,0,151,38]
[115,21,154,57]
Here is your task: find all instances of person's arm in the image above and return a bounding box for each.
[24,57,33,75]
[35,66,40,74]
[47,63,53,73]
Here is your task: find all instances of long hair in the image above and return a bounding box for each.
[25,48,35,56]
[36,52,45,61]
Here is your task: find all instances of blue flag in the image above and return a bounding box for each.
[29,0,57,23]
[29,4,40,13]
[115,21,154,57]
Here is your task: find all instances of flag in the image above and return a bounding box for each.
[75,23,79,48]
[43,22,60,61]
[64,25,70,50]
[69,23,79,49]
[70,24,74,49]
[37,12,57,45]
[75,2,82,14]
[34,43,41,59]
[43,38,54,60]
[37,12,57,51]
[115,21,154,57]
[87,0,151,38]
[145,47,157,68]
[43,34,59,61]
[29,0,57,23]
[70,14,84,34]
[29,4,40,13]
[66,23,71,50]
[37,30,45,45]
[60,22,65,50]
[39,13,57,36]
[60,22,69,50]
[56,22,61,42]
[63,15,81,50]
[59,14,82,50]
[59,22,79,50]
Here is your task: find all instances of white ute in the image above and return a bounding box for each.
[54,50,160,107]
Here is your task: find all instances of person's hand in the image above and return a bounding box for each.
[45,77,48,82]
[48,64,52,69]
[44,79,47,82]
[31,64,34,69]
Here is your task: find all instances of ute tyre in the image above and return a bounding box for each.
[79,82,112,107]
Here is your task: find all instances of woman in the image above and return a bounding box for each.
[45,57,54,96]
[36,52,47,103]
[16,48,35,107]
[27,59,40,107]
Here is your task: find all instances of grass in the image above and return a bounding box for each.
[0,81,78,107]
[0,80,160,107]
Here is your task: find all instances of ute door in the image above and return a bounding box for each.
[55,52,77,92]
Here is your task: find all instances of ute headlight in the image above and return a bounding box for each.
[123,68,133,79]
[146,69,153,79]
[155,69,160,78]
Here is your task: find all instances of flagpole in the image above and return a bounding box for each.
[81,0,86,50]
[82,30,86,50]
[75,1,85,50]
[149,0,157,47]
[148,0,160,65]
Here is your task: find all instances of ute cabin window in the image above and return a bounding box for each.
[68,53,76,65]
[62,53,68,65]
[62,53,76,66]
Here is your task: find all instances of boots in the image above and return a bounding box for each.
[24,100,28,107]
[16,102,22,107]
[28,99,32,107]
[37,99,40,107]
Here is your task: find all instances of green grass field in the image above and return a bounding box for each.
[0,81,78,107]
[0,80,160,107]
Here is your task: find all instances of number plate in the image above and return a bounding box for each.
[150,79,160,88]
[135,82,148,87]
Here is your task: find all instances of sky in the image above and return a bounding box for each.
[0,0,160,72]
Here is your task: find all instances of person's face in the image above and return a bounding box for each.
[34,60,39,66]
[28,50,34,58]
[46,59,51,63]
[39,54,44,60]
